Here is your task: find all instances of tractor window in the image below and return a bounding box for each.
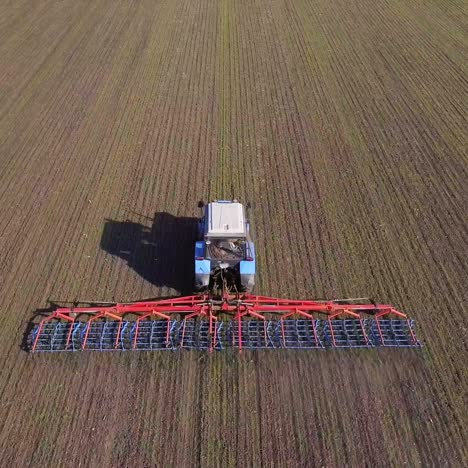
[207,239,245,260]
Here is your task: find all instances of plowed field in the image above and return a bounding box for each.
[0,0,467,466]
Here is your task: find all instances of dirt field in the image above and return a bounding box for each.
[0,0,466,466]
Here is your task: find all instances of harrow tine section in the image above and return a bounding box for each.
[132,321,140,349]
[165,320,171,348]
[327,319,337,347]
[65,322,74,350]
[407,319,419,346]
[369,319,421,347]
[181,319,187,348]
[374,317,386,346]
[29,318,421,352]
[312,320,320,348]
[28,294,421,352]
[360,319,370,347]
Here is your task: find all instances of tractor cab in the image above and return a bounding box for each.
[195,200,255,292]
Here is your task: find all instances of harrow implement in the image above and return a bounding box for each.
[29,293,421,352]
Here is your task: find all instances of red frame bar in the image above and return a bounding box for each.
[311,320,319,347]
[406,319,418,345]
[41,296,403,320]
[181,319,187,347]
[359,318,369,346]
[375,317,385,346]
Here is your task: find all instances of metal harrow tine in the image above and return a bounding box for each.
[28,294,421,352]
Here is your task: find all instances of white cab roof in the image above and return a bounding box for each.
[206,201,246,238]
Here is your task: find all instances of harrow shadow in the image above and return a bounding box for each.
[100,212,198,294]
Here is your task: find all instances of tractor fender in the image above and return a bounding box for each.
[240,242,255,291]
[195,241,210,288]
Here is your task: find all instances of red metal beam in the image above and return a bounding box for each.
[375,317,385,346]
[328,319,337,347]
[407,319,418,345]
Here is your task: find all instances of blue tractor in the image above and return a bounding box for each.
[195,200,255,292]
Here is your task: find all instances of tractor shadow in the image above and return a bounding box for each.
[21,212,198,352]
[100,212,198,294]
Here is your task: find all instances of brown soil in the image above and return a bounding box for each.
[0,0,466,466]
